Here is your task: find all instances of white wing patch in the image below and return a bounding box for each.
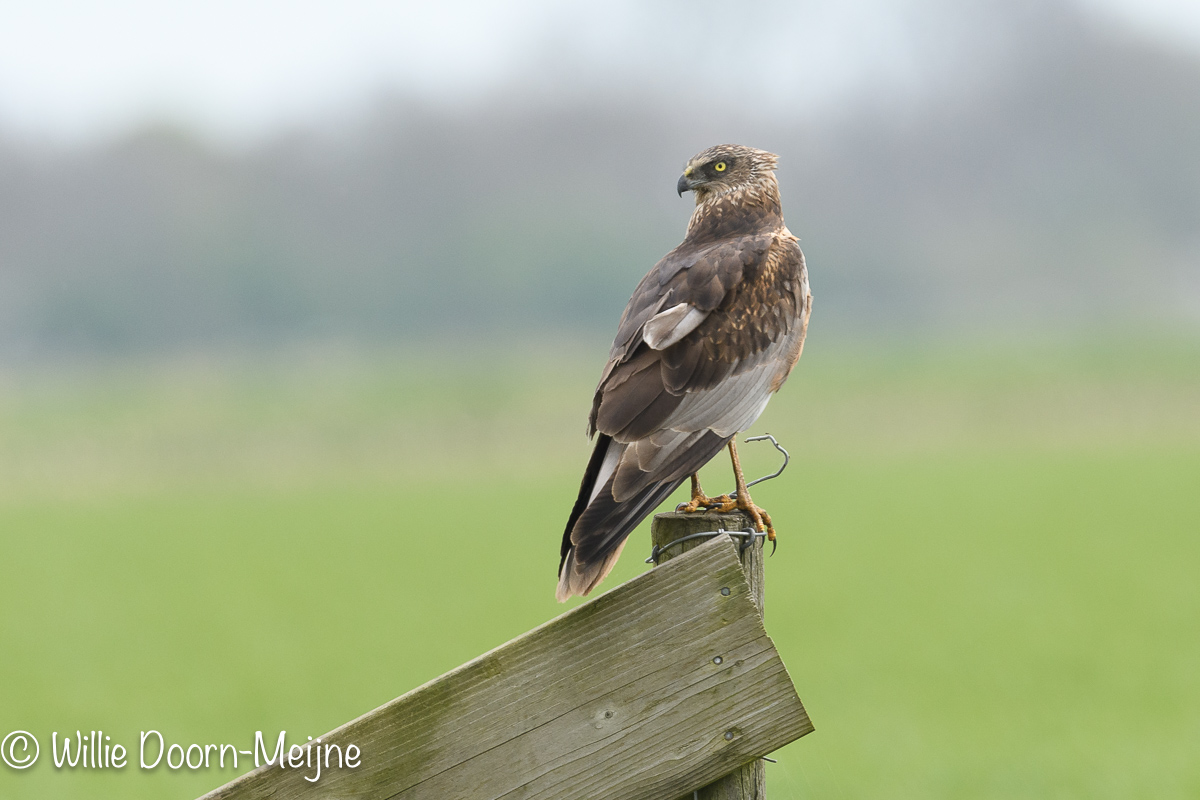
[642,303,708,350]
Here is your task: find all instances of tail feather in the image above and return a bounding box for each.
[556,471,685,601]
[571,475,682,564]
[555,539,627,602]
[556,429,731,602]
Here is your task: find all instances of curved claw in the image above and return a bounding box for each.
[740,502,776,551]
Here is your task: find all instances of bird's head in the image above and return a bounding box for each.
[676,144,779,202]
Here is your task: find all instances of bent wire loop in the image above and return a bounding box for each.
[741,433,790,491]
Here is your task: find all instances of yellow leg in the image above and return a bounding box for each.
[728,440,776,543]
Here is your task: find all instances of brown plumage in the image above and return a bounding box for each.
[557,144,812,601]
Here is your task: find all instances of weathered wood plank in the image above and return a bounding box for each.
[198,534,811,800]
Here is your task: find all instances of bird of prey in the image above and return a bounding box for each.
[557,144,812,601]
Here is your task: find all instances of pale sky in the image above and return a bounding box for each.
[0,0,1197,144]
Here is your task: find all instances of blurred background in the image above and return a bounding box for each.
[1,0,1197,797]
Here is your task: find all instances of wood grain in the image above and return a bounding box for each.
[197,534,810,800]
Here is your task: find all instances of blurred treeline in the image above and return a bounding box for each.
[1,0,1197,361]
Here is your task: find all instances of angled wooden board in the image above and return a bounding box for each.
[198,534,812,800]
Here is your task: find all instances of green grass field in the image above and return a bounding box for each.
[1,336,1198,798]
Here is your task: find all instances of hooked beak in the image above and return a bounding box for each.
[676,169,695,197]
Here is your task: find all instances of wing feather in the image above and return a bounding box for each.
[659,348,780,435]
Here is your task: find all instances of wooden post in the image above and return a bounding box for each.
[652,510,767,800]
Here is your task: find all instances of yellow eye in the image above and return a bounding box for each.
[714,162,727,172]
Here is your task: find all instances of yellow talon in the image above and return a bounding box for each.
[678,475,734,513]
